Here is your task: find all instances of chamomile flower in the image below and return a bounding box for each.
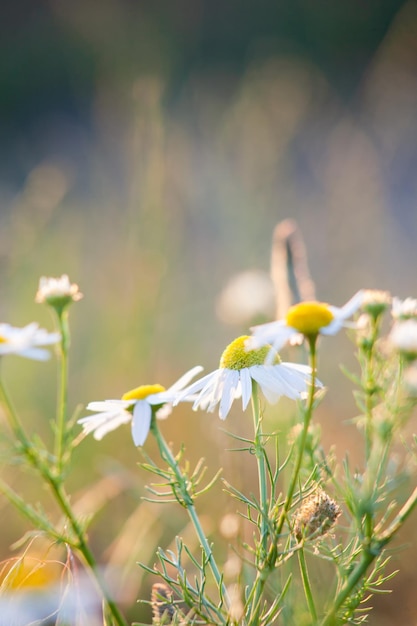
[78,366,203,446]
[389,319,417,360]
[175,336,319,420]
[248,290,364,355]
[35,275,83,310]
[0,323,60,360]
[392,297,417,321]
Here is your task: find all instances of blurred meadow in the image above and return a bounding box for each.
[1,1,417,623]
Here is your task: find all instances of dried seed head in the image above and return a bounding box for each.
[293,489,341,542]
[151,582,175,625]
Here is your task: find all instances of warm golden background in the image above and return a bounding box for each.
[1,1,417,624]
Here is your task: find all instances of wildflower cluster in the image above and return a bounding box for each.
[0,272,416,626]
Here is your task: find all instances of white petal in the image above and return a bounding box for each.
[174,371,217,405]
[155,404,173,420]
[78,410,131,440]
[240,368,253,411]
[87,400,132,411]
[166,365,204,393]
[131,401,152,446]
[219,369,240,420]
[324,290,364,334]
[248,320,295,352]
[12,348,51,361]
[206,369,228,413]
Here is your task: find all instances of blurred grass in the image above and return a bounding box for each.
[1,1,417,623]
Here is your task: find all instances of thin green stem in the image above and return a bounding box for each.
[251,381,269,557]
[247,340,318,626]
[246,383,271,625]
[0,377,128,626]
[54,309,70,476]
[276,337,317,538]
[298,546,318,624]
[49,481,128,626]
[319,550,375,626]
[152,422,230,612]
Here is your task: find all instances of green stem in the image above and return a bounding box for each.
[362,317,379,463]
[49,481,128,626]
[298,547,318,624]
[247,341,318,625]
[251,382,269,557]
[276,337,317,537]
[246,383,270,624]
[54,309,70,476]
[0,377,128,626]
[320,483,417,625]
[319,551,375,626]
[153,422,230,611]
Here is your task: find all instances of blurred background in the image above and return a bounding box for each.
[1,0,417,623]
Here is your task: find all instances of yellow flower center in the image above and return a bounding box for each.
[122,384,165,401]
[0,336,6,343]
[285,302,334,336]
[220,335,280,369]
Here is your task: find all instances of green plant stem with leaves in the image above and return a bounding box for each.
[54,307,70,477]
[151,419,231,611]
[247,338,318,625]
[277,337,317,537]
[0,364,128,626]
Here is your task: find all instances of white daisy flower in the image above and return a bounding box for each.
[35,275,83,307]
[78,366,203,446]
[392,297,417,321]
[247,290,364,355]
[0,323,60,360]
[174,336,320,420]
[389,319,417,359]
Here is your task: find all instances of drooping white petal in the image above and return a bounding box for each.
[174,371,218,406]
[324,290,364,335]
[78,409,131,440]
[250,366,287,402]
[239,367,253,411]
[166,365,204,393]
[86,400,132,412]
[131,401,152,446]
[207,369,228,413]
[247,321,296,352]
[219,369,240,420]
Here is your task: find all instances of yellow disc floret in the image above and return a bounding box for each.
[220,335,280,369]
[122,384,165,401]
[286,302,334,336]
[0,336,6,344]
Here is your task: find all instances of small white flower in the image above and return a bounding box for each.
[0,323,60,360]
[392,297,417,320]
[175,336,321,420]
[248,291,364,355]
[389,320,417,357]
[78,366,203,446]
[35,275,83,306]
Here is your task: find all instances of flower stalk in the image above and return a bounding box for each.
[151,419,231,611]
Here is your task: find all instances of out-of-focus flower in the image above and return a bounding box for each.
[215,270,275,326]
[78,366,203,446]
[0,323,60,360]
[361,289,391,320]
[0,554,104,625]
[35,275,83,309]
[292,489,341,541]
[175,336,320,420]
[389,319,417,359]
[247,291,364,355]
[392,297,417,320]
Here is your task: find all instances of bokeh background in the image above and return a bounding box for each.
[1,0,417,623]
